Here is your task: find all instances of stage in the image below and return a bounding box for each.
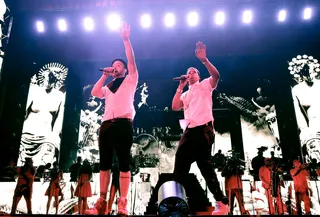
[1,0,320,216]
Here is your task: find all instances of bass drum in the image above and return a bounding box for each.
[131,134,160,175]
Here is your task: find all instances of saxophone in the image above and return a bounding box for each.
[270,167,279,198]
[270,167,280,215]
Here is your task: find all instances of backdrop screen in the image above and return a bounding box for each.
[290,55,320,163]
[17,63,68,167]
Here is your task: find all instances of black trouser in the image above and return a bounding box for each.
[98,118,133,172]
[173,122,227,203]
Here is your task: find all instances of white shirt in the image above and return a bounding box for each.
[101,73,138,121]
[180,78,216,128]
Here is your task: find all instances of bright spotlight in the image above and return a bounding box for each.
[242,10,252,24]
[58,19,67,31]
[303,7,312,20]
[158,181,190,217]
[164,13,176,28]
[140,14,152,28]
[36,21,45,32]
[278,10,287,22]
[107,13,121,30]
[187,12,199,27]
[84,17,94,31]
[215,11,225,25]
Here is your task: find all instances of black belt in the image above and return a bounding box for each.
[105,118,132,123]
[188,121,213,129]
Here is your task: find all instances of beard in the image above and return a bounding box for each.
[113,70,126,78]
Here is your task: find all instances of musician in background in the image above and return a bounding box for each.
[259,158,284,215]
[69,156,82,199]
[45,162,63,214]
[290,159,311,215]
[75,159,93,214]
[11,158,36,214]
[251,147,266,181]
[212,149,226,171]
[221,157,248,215]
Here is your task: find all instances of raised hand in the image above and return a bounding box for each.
[120,22,130,41]
[195,41,207,62]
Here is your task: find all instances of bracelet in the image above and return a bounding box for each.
[202,58,208,64]
[176,88,183,94]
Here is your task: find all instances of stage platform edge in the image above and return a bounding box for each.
[4,215,320,217]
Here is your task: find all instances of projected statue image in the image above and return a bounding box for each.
[0,0,7,70]
[216,83,282,161]
[0,0,6,49]
[290,55,320,163]
[18,63,68,167]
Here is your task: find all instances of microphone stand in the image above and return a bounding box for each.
[271,169,284,215]
[249,181,256,215]
[130,176,136,215]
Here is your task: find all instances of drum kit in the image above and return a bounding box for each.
[131,133,161,175]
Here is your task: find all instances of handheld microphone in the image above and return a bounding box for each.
[173,76,189,81]
[99,68,115,73]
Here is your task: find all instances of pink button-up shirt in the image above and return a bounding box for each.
[180,78,216,128]
[101,73,138,121]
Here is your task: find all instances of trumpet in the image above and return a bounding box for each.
[300,163,309,170]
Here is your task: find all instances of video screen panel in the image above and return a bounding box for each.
[17,63,68,167]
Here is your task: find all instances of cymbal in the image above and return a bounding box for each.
[257,146,268,151]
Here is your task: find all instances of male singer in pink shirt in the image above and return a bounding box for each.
[85,22,138,215]
[172,41,229,215]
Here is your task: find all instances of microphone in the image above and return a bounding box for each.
[99,68,115,73]
[173,76,189,81]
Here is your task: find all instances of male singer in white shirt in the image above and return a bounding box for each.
[85,22,138,215]
[172,41,229,215]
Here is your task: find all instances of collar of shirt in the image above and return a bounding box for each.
[188,81,200,89]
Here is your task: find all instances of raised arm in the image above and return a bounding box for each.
[195,41,220,89]
[120,22,138,76]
